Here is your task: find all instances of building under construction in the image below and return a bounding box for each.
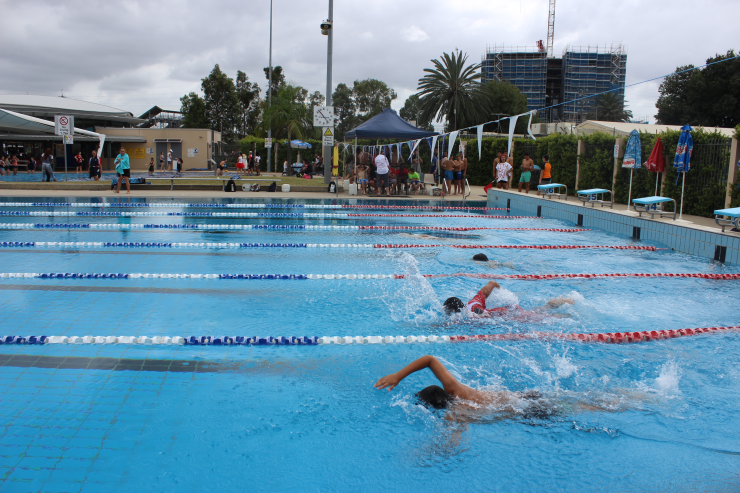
[482,43,627,124]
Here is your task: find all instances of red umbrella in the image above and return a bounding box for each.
[643,137,665,196]
[644,137,665,172]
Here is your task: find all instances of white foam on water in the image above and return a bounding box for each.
[565,291,585,304]
[381,252,443,325]
[484,287,520,309]
[553,353,578,379]
[655,360,682,395]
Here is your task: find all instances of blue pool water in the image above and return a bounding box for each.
[0,197,739,492]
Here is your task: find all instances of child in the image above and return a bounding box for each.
[148,158,155,176]
[408,169,421,194]
[356,163,369,195]
[74,152,83,174]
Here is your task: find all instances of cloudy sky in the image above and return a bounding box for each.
[1,0,738,123]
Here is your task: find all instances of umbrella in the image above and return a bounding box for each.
[643,137,665,195]
[286,140,312,149]
[673,125,693,219]
[622,130,641,209]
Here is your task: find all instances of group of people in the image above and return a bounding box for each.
[0,155,20,176]
[488,151,552,195]
[438,150,468,196]
[343,148,425,196]
[234,151,260,177]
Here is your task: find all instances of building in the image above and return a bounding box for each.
[0,95,218,172]
[481,44,627,124]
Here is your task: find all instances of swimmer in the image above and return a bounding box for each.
[375,356,617,423]
[472,253,516,270]
[443,280,574,320]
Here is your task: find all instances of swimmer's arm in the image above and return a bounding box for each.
[374,355,462,395]
[478,281,501,298]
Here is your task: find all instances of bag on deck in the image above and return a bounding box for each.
[268,182,277,192]
[225,179,236,192]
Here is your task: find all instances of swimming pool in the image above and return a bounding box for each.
[0,196,738,492]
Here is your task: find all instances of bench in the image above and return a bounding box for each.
[537,183,567,200]
[632,196,676,220]
[714,207,740,232]
[577,188,613,209]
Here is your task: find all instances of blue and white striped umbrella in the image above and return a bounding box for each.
[673,125,693,173]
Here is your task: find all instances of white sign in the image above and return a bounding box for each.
[313,106,334,127]
[54,115,74,136]
[187,148,195,157]
[613,145,620,158]
[63,134,74,145]
[322,127,334,147]
[264,138,272,148]
[146,148,154,154]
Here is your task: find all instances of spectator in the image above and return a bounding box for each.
[411,150,423,175]
[167,149,173,171]
[518,152,534,193]
[216,160,226,177]
[247,151,254,176]
[495,152,513,190]
[374,151,390,196]
[159,152,165,171]
[254,154,261,176]
[430,149,438,185]
[538,154,552,194]
[396,163,409,195]
[453,153,464,195]
[114,147,131,194]
[148,157,155,176]
[389,167,397,194]
[442,151,454,195]
[74,151,83,174]
[41,148,56,182]
[176,157,183,175]
[0,156,5,176]
[89,150,101,181]
[343,150,356,183]
[282,160,288,176]
[356,163,369,194]
[236,153,245,177]
[27,156,37,175]
[8,155,18,176]
[408,169,421,194]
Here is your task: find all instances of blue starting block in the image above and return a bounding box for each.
[537,183,567,200]
[577,188,613,209]
[632,196,676,220]
[714,207,740,232]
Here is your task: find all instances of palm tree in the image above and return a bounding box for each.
[259,85,310,174]
[592,92,634,122]
[416,51,483,131]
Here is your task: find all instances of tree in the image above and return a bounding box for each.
[180,92,208,129]
[478,80,529,133]
[263,66,286,97]
[417,51,483,131]
[201,64,240,142]
[591,92,633,122]
[235,70,262,137]
[655,50,740,127]
[259,84,310,174]
[352,79,397,118]
[399,94,433,131]
[332,83,356,140]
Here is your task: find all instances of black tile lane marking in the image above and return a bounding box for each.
[1,250,250,257]
[0,284,262,295]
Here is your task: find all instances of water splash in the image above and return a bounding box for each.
[380,251,443,325]
[655,360,681,395]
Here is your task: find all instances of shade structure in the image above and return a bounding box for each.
[286,140,312,149]
[622,130,641,208]
[673,125,693,219]
[344,109,438,140]
[644,137,666,196]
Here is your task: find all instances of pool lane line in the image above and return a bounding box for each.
[0,242,661,251]
[0,202,510,212]
[0,284,260,295]
[0,223,587,232]
[0,211,537,219]
[0,353,246,373]
[0,272,734,281]
[3,327,739,346]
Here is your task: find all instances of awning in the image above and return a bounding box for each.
[345,108,438,140]
[153,138,183,143]
[0,134,145,143]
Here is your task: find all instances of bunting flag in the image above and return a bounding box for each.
[441,135,446,158]
[425,137,433,152]
[476,124,484,160]
[431,136,438,155]
[448,131,459,157]
[526,111,537,140]
[507,115,519,155]
[396,143,402,160]
[411,139,421,154]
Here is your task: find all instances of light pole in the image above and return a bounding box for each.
[266,0,273,172]
[322,0,333,184]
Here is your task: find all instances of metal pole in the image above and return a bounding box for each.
[64,141,69,182]
[267,0,273,173]
[679,172,685,220]
[323,0,333,184]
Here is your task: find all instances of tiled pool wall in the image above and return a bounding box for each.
[487,190,740,265]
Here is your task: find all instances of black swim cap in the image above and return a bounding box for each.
[473,253,488,261]
[416,385,453,409]
[443,297,464,314]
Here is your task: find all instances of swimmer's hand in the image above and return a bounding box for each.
[374,373,401,391]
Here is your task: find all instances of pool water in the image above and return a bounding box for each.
[0,197,739,492]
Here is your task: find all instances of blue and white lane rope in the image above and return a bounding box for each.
[0,202,508,212]
[0,242,660,251]
[0,211,531,219]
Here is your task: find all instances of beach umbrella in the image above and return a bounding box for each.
[673,125,693,219]
[643,137,665,195]
[622,130,641,209]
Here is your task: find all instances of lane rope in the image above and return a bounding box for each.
[2,326,738,346]
[0,242,659,251]
[0,211,536,219]
[0,223,589,233]
[0,202,509,212]
[0,271,734,280]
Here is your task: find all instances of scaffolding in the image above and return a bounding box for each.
[481,45,547,112]
[561,44,627,123]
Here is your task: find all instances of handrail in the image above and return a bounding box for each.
[464,179,471,201]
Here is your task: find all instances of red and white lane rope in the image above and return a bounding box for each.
[358,226,589,233]
[4,326,738,346]
[418,272,737,280]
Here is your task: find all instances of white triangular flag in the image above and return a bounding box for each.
[447,131,459,158]
[526,110,536,140]
[476,124,484,160]
[507,116,520,155]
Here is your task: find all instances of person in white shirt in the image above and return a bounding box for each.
[495,152,513,190]
[282,160,288,176]
[167,150,173,171]
[236,154,245,177]
[254,154,261,176]
[374,151,390,197]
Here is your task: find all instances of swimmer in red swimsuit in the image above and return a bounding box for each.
[443,281,574,319]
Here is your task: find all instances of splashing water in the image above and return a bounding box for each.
[381,251,443,325]
[655,360,682,395]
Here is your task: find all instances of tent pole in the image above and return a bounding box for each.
[627,169,633,211]
[680,172,686,220]
[655,172,659,196]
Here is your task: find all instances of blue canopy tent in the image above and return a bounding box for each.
[344,109,437,140]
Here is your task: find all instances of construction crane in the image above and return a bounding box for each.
[546,0,555,58]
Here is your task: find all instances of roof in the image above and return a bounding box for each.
[577,120,736,138]
[345,109,438,140]
[0,95,146,124]
[0,134,146,143]
[0,108,102,138]
[138,106,182,119]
